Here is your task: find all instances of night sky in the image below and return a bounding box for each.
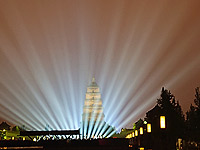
[0,0,200,130]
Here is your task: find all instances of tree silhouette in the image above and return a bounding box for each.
[157,87,185,138]
[146,87,185,149]
[12,126,22,132]
[186,87,200,143]
[133,118,143,130]
[194,87,200,108]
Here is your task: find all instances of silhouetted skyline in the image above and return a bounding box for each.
[0,0,200,129]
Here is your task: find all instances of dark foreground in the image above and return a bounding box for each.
[0,138,134,150]
[2,138,198,150]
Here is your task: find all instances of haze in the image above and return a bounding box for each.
[0,0,200,130]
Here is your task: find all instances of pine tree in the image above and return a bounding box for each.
[147,87,185,149]
[157,88,185,139]
[186,104,196,141]
[186,87,200,142]
[194,87,200,140]
[194,87,200,109]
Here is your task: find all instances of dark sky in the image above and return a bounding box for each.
[0,0,200,130]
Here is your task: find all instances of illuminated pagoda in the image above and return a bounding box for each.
[81,78,115,139]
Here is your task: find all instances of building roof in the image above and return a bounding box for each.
[0,121,11,130]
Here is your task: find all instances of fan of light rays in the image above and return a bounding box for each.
[0,0,200,138]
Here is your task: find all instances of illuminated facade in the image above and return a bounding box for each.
[82,78,104,122]
[81,78,115,139]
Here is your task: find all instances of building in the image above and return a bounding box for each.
[81,78,115,139]
[82,77,104,122]
[0,122,11,131]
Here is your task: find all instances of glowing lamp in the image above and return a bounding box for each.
[125,135,128,138]
[135,130,138,136]
[160,116,166,129]
[140,147,144,150]
[147,123,151,133]
[126,134,132,138]
[33,138,37,142]
[140,127,143,135]
[12,137,14,140]
[132,132,134,137]
[23,137,26,141]
[144,121,147,124]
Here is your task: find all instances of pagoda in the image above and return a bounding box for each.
[81,78,115,139]
[82,77,104,122]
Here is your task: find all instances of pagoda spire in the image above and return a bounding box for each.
[92,77,95,83]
